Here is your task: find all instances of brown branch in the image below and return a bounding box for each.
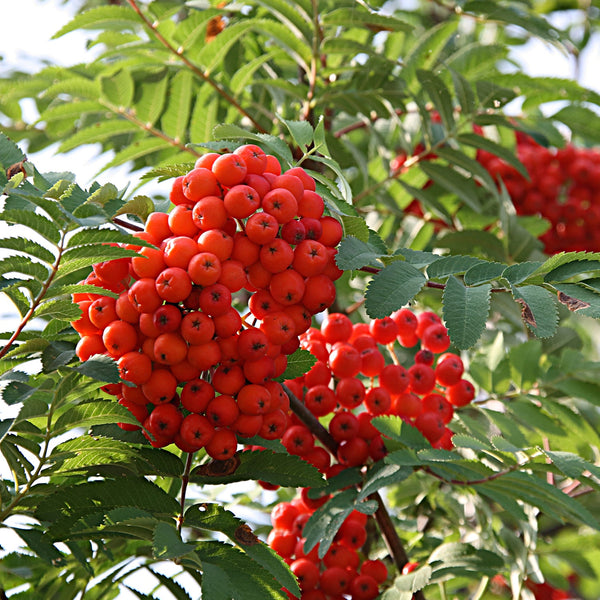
[125,0,269,134]
[112,216,144,232]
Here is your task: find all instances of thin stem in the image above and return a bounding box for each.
[101,100,201,158]
[112,217,144,232]
[126,0,268,133]
[284,384,337,455]
[0,229,67,360]
[356,266,510,294]
[0,394,56,522]
[178,452,195,534]
[423,461,521,486]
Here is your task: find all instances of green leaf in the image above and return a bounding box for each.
[36,478,180,539]
[427,255,485,279]
[442,276,491,350]
[511,284,558,338]
[394,248,438,269]
[251,18,312,73]
[134,72,169,126]
[450,69,476,116]
[54,399,139,434]
[195,540,288,600]
[335,236,384,271]
[402,20,459,91]
[190,84,219,145]
[103,137,172,172]
[2,209,61,245]
[457,132,530,179]
[419,161,482,212]
[435,230,506,262]
[161,70,194,141]
[279,118,313,149]
[276,348,316,382]
[52,6,139,38]
[372,416,430,449]
[14,528,65,566]
[254,0,312,39]
[492,471,599,529]
[416,69,454,130]
[551,105,600,144]
[509,340,542,391]
[365,261,427,319]
[58,119,139,154]
[321,6,411,32]
[427,542,504,578]
[153,522,196,560]
[101,69,134,108]
[66,226,149,249]
[71,354,119,383]
[0,132,26,168]
[477,485,528,521]
[464,261,507,286]
[190,449,323,488]
[554,283,600,319]
[50,435,136,473]
[502,262,544,285]
[530,251,600,279]
[544,258,600,283]
[303,488,359,557]
[543,450,600,482]
[185,503,300,597]
[114,194,155,220]
[0,236,56,264]
[197,21,255,75]
[388,565,433,594]
[435,146,498,196]
[358,463,413,501]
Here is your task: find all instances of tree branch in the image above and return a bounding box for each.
[125,0,269,134]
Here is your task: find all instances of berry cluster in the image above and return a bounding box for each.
[392,129,600,254]
[267,310,475,599]
[283,309,475,465]
[70,144,343,458]
[478,132,600,254]
[269,499,388,600]
[491,574,576,600]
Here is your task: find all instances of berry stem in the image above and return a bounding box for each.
[284,383,337,454]
[178,452,195,534]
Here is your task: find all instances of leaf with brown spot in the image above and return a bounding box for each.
[195,454,241,477]
[557,291,591,312]
[6,160,27,179]
[515,297,536,328]
[235,524,259,546]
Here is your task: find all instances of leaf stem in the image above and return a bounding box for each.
[178,452,195,534]
[125,0,269,134]
[101,100,201,158]
[0,229,67,360]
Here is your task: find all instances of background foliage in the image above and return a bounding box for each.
[2,0,600,599]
